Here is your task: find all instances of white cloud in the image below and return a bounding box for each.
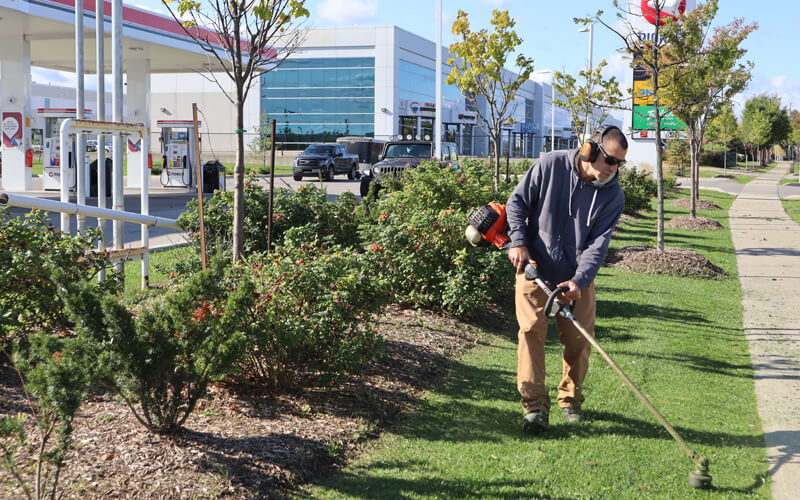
[737,74,800,115]
[482,0,509,6]
[32,68,74,86]
[316,0,378,26]
[128,2,169,16]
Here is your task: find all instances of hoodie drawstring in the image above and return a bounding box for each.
[587,188,598,227]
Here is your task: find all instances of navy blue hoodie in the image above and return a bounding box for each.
[506,148,624,290]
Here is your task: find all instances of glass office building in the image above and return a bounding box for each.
[261,57,376,148]
[256,26,584,156]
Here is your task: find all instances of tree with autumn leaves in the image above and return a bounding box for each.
[162,0,309,264]
[659,0,756,218]
[586,0,756,249]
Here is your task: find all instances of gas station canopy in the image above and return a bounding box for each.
[0,0,236,74]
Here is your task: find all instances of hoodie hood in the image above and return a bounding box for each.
[567,149,621,227]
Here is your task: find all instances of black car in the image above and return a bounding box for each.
[293,144,360,181]
[359,140,459,197]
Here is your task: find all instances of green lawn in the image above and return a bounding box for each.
[781,199,800,225]
[307,190,770,499]
[698,167,755,184]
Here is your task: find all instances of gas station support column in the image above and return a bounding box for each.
[126,59,151,189]
[0,27,33,191]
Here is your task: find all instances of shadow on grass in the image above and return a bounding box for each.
[608,350,753,379]
[312,462,573,500]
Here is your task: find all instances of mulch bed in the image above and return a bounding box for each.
[671,198,722,210]
[605,246,726,279]
[665,216,724,231]
[1,301,513,499]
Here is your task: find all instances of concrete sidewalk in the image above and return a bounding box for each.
[729,161,800,500]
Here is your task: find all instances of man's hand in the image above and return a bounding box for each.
[556,280,582,301]
[508,245,531,273]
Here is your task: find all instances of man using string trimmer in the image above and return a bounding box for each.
[506,126,627,435]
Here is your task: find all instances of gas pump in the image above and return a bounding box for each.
[40,108,91,191]
[158,120,201,188]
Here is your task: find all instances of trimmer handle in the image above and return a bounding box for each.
[545,285,571,318]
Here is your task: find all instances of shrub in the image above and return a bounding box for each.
[359,158,516,316]
[0,207,117,345]
[56,260,252,434]
[1,332,91,500]
[699,151,724,168]
[618,167,657,215]
[234,235,387,390]
[177,180,360,262]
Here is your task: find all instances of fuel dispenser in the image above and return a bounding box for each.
[158,120,201,188]
[40,108,92,191]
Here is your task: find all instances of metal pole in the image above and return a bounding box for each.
[140,129,150,289]
[435,0,442,160]
[192,103,207,271]
[585,23,594,140]
[60,119,72,233]
[75,0,86,233]
[112,0,123,273]
[551,83,555,152]
[96,0,106,282]
[268,119,276,252]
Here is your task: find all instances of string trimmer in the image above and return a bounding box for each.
[465,202,713,490]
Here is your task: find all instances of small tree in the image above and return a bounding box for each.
[248,112,273,173]
[664,138,690,175]
[659,0,755,217]
[742,107,772,168]
[706,103,739,173]
[1,333,90,500]
[447,9,534,190]
[742,94,791,165]
[163,0,309,264]
[553,59,624,144]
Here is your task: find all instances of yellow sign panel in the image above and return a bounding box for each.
[634,80,654,106]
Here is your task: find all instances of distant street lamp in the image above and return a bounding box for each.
[533,69,555,152]
[578,23,594,140]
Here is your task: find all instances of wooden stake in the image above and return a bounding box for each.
[192,103,207,270]
[268,119,277,252]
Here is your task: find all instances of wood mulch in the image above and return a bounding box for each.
[665,216,724,231]
[670,198,722,210]
[605,245,726,279]
[1,300,513,499]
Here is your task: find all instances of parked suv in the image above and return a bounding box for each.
[359,140,459,197]
[293,144,360,181]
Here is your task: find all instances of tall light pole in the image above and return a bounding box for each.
[533,69,555,153]
[578,23,594,141]
[435,0,442,160]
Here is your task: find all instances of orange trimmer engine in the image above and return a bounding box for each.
[465,202,509,249]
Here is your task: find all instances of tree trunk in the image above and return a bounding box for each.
[232,97,245,264]
[493,134,502,191]
[688,131,698,219]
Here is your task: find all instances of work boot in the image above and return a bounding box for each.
[561,405,585,424]
[522,410,550,435]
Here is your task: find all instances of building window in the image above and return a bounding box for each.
[261,57,375,149]
[399,116,417,139]
[462,125,473,156]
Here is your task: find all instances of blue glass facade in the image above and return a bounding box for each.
[261,57,375,148]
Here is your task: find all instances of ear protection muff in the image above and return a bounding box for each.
[578,125,621,163]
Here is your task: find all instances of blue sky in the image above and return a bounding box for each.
[37,0,800,114]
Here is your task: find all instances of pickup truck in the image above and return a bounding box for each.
[292,144,360,181]
[359,140,459,197]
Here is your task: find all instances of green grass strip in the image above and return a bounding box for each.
[781,199,800,225]
[307,189,770,499]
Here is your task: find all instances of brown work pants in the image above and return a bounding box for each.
[515,272,596,414]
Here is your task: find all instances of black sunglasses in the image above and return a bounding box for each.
[598,145,626,168]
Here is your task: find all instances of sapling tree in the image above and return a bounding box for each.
[659,0,755,217]
[553,60,624,144]
[163,0,309,264]
[447,9,534,190]
[706,103,739,173]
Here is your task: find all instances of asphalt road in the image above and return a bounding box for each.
[2,174,364,248]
